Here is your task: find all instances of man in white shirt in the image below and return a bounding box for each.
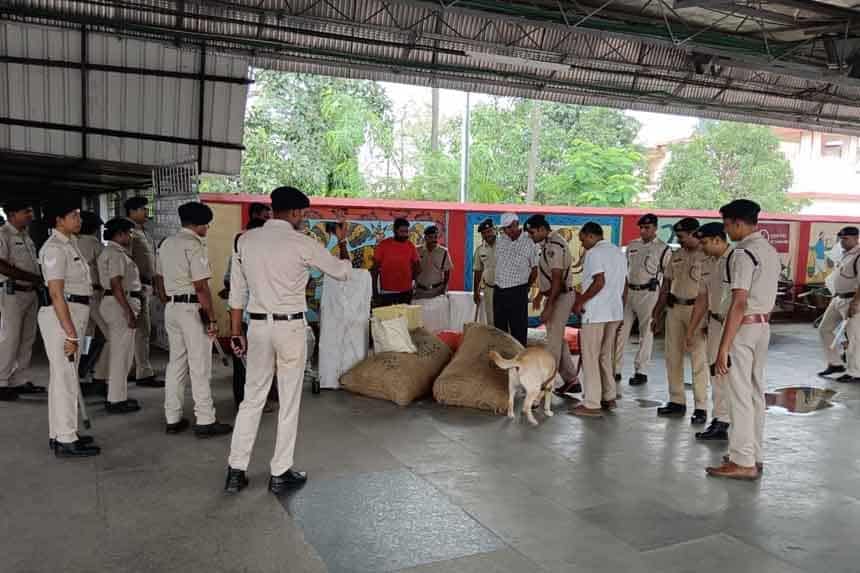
[571,222,626,418]
[492,212,538,346]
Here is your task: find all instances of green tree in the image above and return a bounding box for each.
[199,71,394,197]
[653,121,800,212]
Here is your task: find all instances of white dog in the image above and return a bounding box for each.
[489,347,559,426]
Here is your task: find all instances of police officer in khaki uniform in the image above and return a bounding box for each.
[414,226,453,300]
[225,186,351,495]
[817,226,860,382]
[98,218,143,414]
[526,215,579,386]
[654,217,709,425]
[0,200,44,401]
[77,211,110,396]
[685,223,733,441]
[156,202,231,438]
[124,196,161,387]
[707,200,779,481]
[472,219,497,325]
[38,201,100,457]
[614,214,671,386]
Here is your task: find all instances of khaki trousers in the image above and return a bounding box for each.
[727,323,770,468]
[229,317,307,475]
[706,317,730,422]
[545,291,578,382]
[580,321,620,410]
[88,291,111,380]
[614,289,658,376]
[665,305,709,410]
[847,315,860,378]
[39,302,89,442]
[819,297,851,368]
[481,287,494,326]
[131,286,155,380]
[100,296,140,403]
[164,302,215,425]
[0,290,38,387]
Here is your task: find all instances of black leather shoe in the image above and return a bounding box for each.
[134,376,165,388]
[836,374,860,383]
[614,374,622,383]
[165,418,190,434]
[0,387,19,401]
[12,382,46,394]
[81,381,108,397]
[269,469,308,494]
[54,440,101,457]
[657,402,686,417]
[695,420,729,440]
[224,467,249,494]
[690,409,707,425]
[629,373,648,386]
[105,400,142,414]
[193,421,233,438]
[818,365,846,377]
[49,435,95,450]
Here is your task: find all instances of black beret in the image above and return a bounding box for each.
[673,217,700,233]
[424,225,439,236]
[694,222,725,239]
[637,213,658,226]
[524,214,550,230]
[124,196,149,212]
[719,199,761,220]
[837,226,859,238]
[103,217,134,240]
[477,219,494,232]
[43,198,81,226]
[271,186,310,211]
[177,202,213,226]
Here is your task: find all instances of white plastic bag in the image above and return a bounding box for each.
[414,295,450,333]
[371,315,417,354]
[319,269,371,389]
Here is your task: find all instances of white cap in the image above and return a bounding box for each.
[500,212,519,228]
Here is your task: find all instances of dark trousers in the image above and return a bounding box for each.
[494,284,529,347]
[232,321,278,409]
[378,291,413,307]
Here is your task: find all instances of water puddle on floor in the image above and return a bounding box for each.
[636,399,662,408]
[766,387,837,414]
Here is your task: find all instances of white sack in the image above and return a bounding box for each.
[414,295,450,334]
[319,269,371,389]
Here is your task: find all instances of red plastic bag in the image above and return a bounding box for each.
[536,325,580,354]
[436,330,463,353]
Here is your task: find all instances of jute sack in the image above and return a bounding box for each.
[340,328,452,406]
[433,322,524,414]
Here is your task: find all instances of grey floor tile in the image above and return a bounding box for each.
[395,548,543,573]
[641,533,806,573]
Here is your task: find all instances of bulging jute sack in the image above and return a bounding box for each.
[340,328,452,406]
[433,323,524,414]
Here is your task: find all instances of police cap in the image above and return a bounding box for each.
[673,217,700,234]
[271,186,310,212]
[837,226,859,238]
[424,225,439,236]
[637,213,658,226]
[178,202,213,226]
[3,199,33,214]
[43,198,81,227]
[477,218,494,233]
[524,214,550,231]
[694,222,726,240]
[719,199,761,224]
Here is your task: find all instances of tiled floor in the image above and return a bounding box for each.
[3,323,859,572]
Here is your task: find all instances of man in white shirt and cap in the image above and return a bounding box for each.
[492,212,538,346]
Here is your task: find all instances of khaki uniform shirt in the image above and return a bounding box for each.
[473,242,496,288]
[229,219,351,314]
[39,231,93,297]
[156,228,211,296]
[98,241,141,293]
[699,247,733,315]
[537,231,573,294]
[665,247,705,300]
[626,237,671,287]
[0,223,39,287]
[723,231,780,315]
[76,234,104,289]
[832,246,860,295]
[127,220,156,284]
[416,245,453,289]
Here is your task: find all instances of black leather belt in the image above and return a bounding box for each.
[0,282,35,292]
[417,281,444,290]
[668,294,696,306]
[104,291,144,300]
[140,278,153,286]
[629,283,658,292]
[837,292,855,299]
[54,294,90,305]
[248,312,304,321]
[708,311,724,324]
[169,294,199,303]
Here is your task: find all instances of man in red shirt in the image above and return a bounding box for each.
[372,218,420,307]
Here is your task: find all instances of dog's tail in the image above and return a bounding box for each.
[489,350,519,371]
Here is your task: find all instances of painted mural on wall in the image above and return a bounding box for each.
[806,222,849,284]
[658,217,794,281]
[465,213,621,325]
[301,207,446,322]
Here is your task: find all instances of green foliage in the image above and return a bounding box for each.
[654,121,801,213]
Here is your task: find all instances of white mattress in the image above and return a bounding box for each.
[319,269,371,389]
